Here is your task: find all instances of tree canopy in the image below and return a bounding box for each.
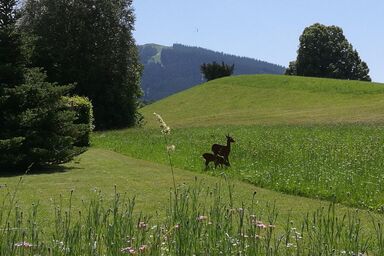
[21,0,142,129]
[201,61,235,81]
[285,23,371,81]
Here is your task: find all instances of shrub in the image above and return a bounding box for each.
[63,96,94,147]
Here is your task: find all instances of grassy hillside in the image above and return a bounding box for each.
[141,74,384,127]
[92,75,384,210]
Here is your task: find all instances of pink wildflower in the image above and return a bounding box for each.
[252,220,267,229]
[139,245,148,253]
[138,221,148,229]
[121,247,136,254]
[14,241,33,248]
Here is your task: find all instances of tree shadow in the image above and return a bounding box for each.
[0,165,82,178]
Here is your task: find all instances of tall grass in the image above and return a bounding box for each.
[1,178,384,255]
[92,124,384,211]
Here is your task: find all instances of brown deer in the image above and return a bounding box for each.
[211,134,235,165]
[202,153,230,168]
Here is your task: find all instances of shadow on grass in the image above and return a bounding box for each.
[0,165,82,178]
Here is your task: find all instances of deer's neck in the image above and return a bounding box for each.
[226,140,231,151]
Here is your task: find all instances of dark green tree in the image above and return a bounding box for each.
[21,0,142,129]
[0,0,24,87]
[0,69,88,171]
[0,1,90,171]
[286,23,371,81]
[200,61,235,81]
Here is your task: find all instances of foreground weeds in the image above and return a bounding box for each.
[0,179,383,255]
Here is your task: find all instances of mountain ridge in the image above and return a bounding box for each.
[138,43,286,101]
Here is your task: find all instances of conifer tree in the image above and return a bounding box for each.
[0,1,89,171]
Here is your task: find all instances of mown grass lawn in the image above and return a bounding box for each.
[0,148,349,223]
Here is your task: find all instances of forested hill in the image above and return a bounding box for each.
[138,43,286,101]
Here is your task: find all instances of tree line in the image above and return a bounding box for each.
[0,0,141,171]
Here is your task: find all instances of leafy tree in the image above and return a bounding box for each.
[201,61,235,81]
[21,0,142,129]
[286,23,371,81]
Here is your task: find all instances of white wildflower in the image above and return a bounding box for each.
[153,112,171,135]
[166,144,176,152]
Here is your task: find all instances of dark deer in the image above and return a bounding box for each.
[202,153,230,168]
[211,134,235,165]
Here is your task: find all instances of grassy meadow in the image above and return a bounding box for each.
[94,74,384,211]
[2,74,384,254]
[93,124,384,211]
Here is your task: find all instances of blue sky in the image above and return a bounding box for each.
[133,0,383,83]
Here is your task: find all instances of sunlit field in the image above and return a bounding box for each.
[93,124,384,211]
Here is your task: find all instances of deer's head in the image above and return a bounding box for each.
[226,134,235,143]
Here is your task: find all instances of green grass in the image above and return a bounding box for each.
[2,74,384,254]
[109,74,384,210]
[1,173,381,255]
[0,148,344,223]
[141,74,384,128]
[92,124,384,211]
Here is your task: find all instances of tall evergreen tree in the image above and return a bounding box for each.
[21,0,142,130]
[0,69,87,171]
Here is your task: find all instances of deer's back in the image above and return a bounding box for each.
[203,153,215,161]
[212,144,228,155]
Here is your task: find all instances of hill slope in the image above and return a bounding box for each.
[139,44,285,101]
[140,74,384,128]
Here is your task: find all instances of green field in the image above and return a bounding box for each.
[92,74,384,211]
[0,148,341,221]
[2,74,384,254]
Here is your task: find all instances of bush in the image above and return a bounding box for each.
[63,96,94,147]
[200,61,234,81]
[0,68,88,172]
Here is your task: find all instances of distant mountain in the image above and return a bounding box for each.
[138,43,286,101]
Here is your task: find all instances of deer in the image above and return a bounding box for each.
[202,153,230,168]
[211,134,235,165]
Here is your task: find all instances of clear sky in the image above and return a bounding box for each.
[133,0,383,83]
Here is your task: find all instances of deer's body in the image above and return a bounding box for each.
[202,153,229,168]
[211,135,235,164]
